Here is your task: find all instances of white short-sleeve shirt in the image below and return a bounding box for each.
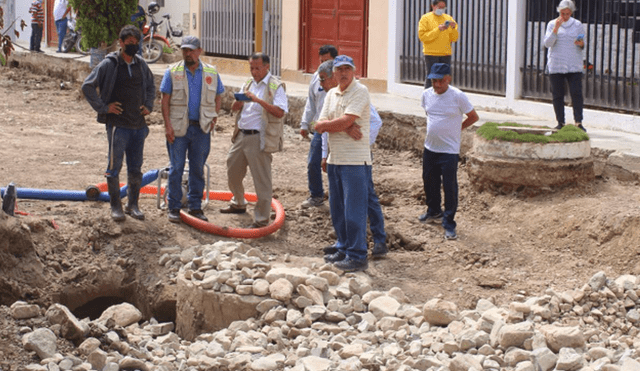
[421,85,474,154]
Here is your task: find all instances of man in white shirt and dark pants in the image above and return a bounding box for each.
[418,63,478,240]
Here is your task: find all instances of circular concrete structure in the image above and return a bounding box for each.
[467,135,594,194]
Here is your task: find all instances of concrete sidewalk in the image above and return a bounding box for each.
[15,41,640,175]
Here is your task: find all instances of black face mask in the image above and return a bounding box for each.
[124,44,139,57]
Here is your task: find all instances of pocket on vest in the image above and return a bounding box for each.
[205,82,217,104]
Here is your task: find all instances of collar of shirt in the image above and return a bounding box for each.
[336,78,356,96]
[254,72,272,87]
[185,61,203,77]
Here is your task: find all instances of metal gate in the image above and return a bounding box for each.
[399,0,509,95]
[201,0,282,76]
[523,0,640,113]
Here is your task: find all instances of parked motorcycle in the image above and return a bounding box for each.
[61,17,89,55]
[141,2,168,63]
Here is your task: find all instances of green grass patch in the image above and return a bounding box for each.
[476,122,589,143]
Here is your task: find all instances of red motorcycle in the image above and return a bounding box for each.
[141,2,183,64]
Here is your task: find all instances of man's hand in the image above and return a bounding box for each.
[300,129,309,139]
[108,102,123,115]
[321,158,327,173]
[345,123,362,141]
[139,106,150,116]
[244,91,258,102]
[165,123,175,144]
[210,117,217,132]
[314,120,328,134]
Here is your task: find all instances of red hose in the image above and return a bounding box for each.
[95,183,285,239]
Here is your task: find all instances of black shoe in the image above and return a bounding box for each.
[219,205,246,214]
[371,242,388,259]
[554,123,564,130]
[323,244,339,255]
[168,209,181,223]
[577,124,587,132]
[324,252,345,263]
[334,257,368,272]
[188,209,208,222]
[418,211,443,224]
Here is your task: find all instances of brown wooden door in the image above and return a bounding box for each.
[300,0,368,77]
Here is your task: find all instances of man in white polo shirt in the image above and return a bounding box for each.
[314,55,371,272]
[419,63,478,240]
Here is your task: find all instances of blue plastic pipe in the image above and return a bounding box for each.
[0,169,159,202]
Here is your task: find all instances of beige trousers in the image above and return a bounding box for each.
[226,132,273,225]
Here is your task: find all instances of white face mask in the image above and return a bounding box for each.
[434,8,446,16]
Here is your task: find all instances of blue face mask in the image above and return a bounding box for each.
[434,8,446,16]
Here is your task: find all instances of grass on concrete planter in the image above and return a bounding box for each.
[476,122,589,144]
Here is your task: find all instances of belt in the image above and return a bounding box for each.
[189,120,199,126]
[240,129,259,135]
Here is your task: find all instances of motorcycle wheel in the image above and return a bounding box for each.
[61,34,74,53]
[75,36,90,55]
[141,40,164,64]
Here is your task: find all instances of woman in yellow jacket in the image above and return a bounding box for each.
[418,1,459,88]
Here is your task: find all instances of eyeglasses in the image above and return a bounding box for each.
[319,77,327,82]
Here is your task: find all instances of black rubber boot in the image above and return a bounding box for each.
[107,177,125,222]
[124,173,145,220]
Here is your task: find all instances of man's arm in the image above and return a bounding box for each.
[462,109,479,130]
[161,93,175,144]
[244,90,285,118]
[300,76,319,137]
[81,63,109,114]
[315,114,362,141]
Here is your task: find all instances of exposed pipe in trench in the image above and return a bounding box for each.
[1,169,284,239]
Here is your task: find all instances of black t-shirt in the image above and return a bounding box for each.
[106,56,146,129]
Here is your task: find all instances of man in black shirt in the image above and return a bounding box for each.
[82,25,155,221]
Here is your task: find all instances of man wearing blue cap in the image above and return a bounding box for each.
[160,35,224,223]
[314,55,371,272]
[419,63,478,240]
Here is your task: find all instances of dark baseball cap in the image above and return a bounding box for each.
[427,63,451,79]
[180,35,201,50]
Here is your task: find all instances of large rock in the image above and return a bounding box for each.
[10,301,41,319]
[369,296,401,320]
[22,328,57,360]
[539,325,585,353]
[423,299,458,326]
[45,303,90,340]
[97,303,142,327]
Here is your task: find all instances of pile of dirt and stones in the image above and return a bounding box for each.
[4,239,640,371]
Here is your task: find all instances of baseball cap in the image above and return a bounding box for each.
[427,63,451,79]
[333,55,355,69]
[180,36,201,50]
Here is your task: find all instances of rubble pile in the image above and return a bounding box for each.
[9,241,640,370]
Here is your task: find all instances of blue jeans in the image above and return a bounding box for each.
[105,124,149,179]
[549,73,584,124]
[366,165,386,244]
[328,164,368,262]
[422,148,458,232]
[307,132,324,199]
[55,18,67,51]
[30,23,43,51]
[167,125,211,210]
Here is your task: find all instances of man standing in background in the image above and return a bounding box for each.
[299,44,338,209]
[419,63,478,240]
[28,0,44,53]
[418,0,458,88]
[53,0,71,53]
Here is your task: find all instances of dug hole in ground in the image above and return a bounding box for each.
[1,58,640,370]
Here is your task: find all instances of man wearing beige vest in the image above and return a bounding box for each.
[160,36,224,223]
[221,53,288,228]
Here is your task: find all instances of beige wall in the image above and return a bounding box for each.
[366,0,388,81]
[281,0,300,72]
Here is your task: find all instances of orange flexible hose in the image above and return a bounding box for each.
[95,183,285,239]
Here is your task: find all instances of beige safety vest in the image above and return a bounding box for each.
[168,61,219,137]
[236,76,286,153]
